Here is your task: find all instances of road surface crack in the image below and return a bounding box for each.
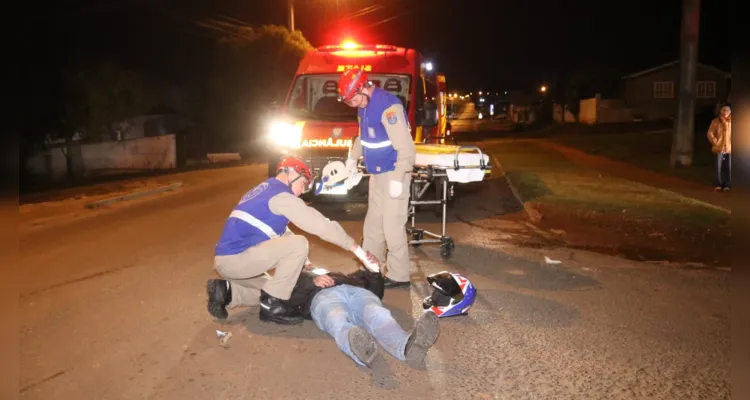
[19,369,69,394]
[21,264,137,298]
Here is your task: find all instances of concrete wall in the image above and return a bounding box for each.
[576,97,634,124]
[552,104,576,122]
[81,134,176,170]
[579,98,598,124]
[26,134,177,182]
[597,99,634,123]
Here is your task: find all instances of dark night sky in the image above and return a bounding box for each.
[33,0,729,93]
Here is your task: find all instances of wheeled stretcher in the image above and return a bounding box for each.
[316,143,491,259]
[407,144,491,259]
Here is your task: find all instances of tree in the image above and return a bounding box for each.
[64,62,159,141]
[192,24,313,152]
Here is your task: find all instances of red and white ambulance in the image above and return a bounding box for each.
[264,40,449,200]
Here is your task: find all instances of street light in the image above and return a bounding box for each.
[540,85,547,93]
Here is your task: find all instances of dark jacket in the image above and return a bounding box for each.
[285,269,385,319]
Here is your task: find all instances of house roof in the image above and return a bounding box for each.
[621,60,731,80]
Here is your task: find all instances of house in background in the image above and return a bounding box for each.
[621,60,731,120]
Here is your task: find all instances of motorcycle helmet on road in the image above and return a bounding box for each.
[422,271,477,317]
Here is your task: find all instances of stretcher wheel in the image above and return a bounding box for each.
[411,230,424,247]
[440,238,455,259]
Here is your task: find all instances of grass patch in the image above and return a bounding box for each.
[488,140,727,227]
[552,128,714,185]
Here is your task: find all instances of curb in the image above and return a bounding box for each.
[84,181,184,209]
[490,154,543,223]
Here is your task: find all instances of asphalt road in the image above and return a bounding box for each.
[18,110,730,399]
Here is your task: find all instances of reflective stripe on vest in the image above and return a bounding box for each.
[229,210,280,239]
[360,139,393,149]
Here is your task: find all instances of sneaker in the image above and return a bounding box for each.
[714,186,723,192]
[348,326,381,368]
[206,279,232,320]
[723,187,731,192]
[404,311,440,367]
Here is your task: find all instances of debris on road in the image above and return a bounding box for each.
[216,330,233,347]
[544,256,562,265]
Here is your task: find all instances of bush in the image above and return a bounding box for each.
[195,24,314,154]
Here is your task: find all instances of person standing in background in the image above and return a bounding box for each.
[707,105,732,192]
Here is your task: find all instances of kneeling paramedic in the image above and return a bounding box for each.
[338,67,417,289]
[206,156,380,325]
[283,262,444,369]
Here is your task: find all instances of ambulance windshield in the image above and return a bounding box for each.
[285,74,411,121]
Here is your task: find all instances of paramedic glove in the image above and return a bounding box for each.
[345,159,358,173]
[353,246,380,273]
[344,159,362,190]
[389,180,403,198]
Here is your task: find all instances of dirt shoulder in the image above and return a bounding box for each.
[486,139,730,268]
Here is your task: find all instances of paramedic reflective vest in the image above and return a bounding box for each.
[358,87,406,174]
[214,178,293,256]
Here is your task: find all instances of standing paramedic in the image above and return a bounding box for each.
[338,67,416,288]
[206,156,381,325]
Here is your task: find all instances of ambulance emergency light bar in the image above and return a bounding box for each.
[316,41,398,54]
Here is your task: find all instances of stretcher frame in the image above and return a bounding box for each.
[407,145,491,259]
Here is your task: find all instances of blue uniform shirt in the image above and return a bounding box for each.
[357,87,408,174]
[215,178,293,256]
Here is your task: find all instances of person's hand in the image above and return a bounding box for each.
[389,180,403,198]
[313,274,335,288]
[344,159,362,190]
[352,246,381,273]
[345,159,358,173]
[363,250,381,271]
[345,171,362,190]
[303,259,314,271]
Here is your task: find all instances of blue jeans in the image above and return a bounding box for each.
[310,285,408,366]
[715,153,731,188]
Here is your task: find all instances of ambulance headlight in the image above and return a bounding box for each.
[268,120,302,148]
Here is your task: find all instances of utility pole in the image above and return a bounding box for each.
[670,0,701,167]
[288,0,295,32]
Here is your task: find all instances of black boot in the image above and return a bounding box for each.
[404,311,440,367]
[259,291,304,325]
[206,279,232,320]
[384,277,411,289]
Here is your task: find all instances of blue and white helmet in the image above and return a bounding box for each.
[422,271,476,317]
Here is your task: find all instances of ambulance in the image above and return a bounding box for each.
[264,40,449,201]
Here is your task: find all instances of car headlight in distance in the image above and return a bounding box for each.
[269,120,303,148]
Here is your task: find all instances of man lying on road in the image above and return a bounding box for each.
[206,156,380,325]
[282,263,440,369]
